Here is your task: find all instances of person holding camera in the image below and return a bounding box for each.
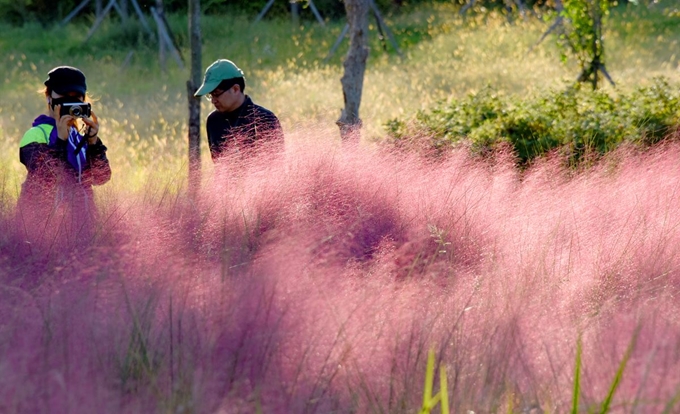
[17,66,111,238]
[194,59,284,161]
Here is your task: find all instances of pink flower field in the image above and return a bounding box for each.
[2,136,680,413]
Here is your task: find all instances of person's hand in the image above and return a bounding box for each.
[81,111,100,144]
[55,105,75,141]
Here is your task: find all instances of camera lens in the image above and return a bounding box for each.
[70,106,82,117]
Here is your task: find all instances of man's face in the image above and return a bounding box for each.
[208,85,240,113]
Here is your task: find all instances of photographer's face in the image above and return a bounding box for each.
[48,91,85,119]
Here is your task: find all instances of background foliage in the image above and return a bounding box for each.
[0,0,678,190]
[0,0,413,24]
[386,78,680,165]
[0,0,637,25]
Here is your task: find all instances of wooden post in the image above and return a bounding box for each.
[336,0,369,142]
[129,0,154,36]
[308,0,325,26]
[527,0,563,54]
[255,0,325,26]
[84,0,117,43]
[120,50,134,71]
[111,0,128,22]
[368,0,401,56]
[188,0,202,193]
[254,0,276,24]
[324,0,398,62]
[459,0,476,16]
[156,0,167,72]
[323,23,349,63]
[150,6,184,69]
[515,0,527,19]
[119,0,128,21]
[61,0,91,26]
[291,1,300,27]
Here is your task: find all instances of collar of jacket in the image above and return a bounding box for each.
[220,95,253,127]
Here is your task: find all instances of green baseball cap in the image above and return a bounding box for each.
[195,59,245,97]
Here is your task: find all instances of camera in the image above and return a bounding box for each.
[59,102,91,118]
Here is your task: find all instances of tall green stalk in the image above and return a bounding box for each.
[599,328,639,413]
[571,335,582,414]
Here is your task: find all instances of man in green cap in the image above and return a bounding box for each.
[195,59,283,161]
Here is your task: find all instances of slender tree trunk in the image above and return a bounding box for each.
[120,0,128,21]
[291,1,300,28]
[156,0,167,72]
[188,0,202,193]
[591,0,602,90]
[336,0,369,142]
[95,0,102,17]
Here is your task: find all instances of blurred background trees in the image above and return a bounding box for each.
[0,0,641,26]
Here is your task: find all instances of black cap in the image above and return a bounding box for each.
[44,66,87,96]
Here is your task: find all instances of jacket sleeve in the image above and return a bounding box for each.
[84,138,111,186]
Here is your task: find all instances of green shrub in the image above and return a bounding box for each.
[386,78,680,166]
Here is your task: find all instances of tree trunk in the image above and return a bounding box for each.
[291,1,300,28]
[591,0,602,90]
[336,0,369,142]
[187,0,202,193]
[120,0,128,21]
[156,0,166,72]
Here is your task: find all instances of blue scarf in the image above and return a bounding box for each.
[33,114,88,181]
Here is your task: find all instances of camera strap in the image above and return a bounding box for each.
[73,132,88,155]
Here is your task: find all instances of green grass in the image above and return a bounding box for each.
[0,2,678,193]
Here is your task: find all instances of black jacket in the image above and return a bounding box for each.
[205,95,283,160]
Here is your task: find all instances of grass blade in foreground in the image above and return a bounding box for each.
[572,336,582,414]
[599,327,640,414]
[420,349,450,414]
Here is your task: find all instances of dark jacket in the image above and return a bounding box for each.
[18,115,111,223]
[205,95,283,161]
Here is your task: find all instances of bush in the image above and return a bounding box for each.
[385,78,680,166]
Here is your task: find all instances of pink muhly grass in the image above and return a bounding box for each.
[1,133,680,412]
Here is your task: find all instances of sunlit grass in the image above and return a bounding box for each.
[2,3,679,194]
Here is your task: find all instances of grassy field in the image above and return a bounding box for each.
[1,2,680,412]
[1,2,679,191]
